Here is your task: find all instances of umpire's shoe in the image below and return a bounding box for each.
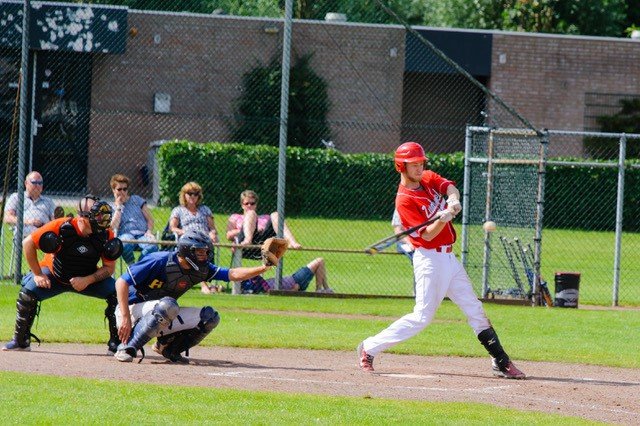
[492,358,526,379]
[107,340,119,356]
[114,345,137,362]
[2,339,31,351]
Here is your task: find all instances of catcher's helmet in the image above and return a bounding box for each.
[394,142,427,172]
[78,195,112,233]
[178,230,213,270]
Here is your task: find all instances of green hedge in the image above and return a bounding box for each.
[157,141,463,220]
[545,159,640,232]
[157,141,640,230]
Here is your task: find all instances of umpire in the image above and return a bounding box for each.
[2,195,123,353]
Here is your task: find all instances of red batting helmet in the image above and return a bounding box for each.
[394,142,426,172]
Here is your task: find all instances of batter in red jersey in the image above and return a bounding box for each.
[357,142,526,379]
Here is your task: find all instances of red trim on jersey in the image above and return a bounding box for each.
[395,170,457,250]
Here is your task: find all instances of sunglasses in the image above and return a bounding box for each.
[243,201,256,206]
[115,187,128,192]
[186,192,201,197]
[30,180,44,185]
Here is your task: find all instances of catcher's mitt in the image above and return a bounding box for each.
[261,237,289,266]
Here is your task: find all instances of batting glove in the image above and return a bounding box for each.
[446,196,462,215]
[437,210,453,223]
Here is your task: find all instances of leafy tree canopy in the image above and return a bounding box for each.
[84,0,636,37]
[231,54,331,149]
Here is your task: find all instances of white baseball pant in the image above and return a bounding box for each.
[362,247,491,356]
[116,300,203,337]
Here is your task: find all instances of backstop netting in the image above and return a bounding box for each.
[463,127,544,302]
[1,0,538,297]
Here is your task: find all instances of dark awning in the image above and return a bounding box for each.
[406,28,492,77]
[0,1,128,54]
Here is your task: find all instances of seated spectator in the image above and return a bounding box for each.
[240,257,333,294]
[109,174,158,265]
[169,182,219,245]
[3,171,57,237]
[225,190,301,260]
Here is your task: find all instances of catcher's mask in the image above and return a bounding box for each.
[394,141,427,173]
[78,195,112,233]
[178,230,213,271]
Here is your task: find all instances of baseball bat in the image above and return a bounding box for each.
[513,238,534,294]
[520,239,553,307]
[364,213,443,255]
[499,236,524,293]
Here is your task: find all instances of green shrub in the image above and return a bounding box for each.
[157,141,462,219]
[584,98,640,159]
[158,141,640,230]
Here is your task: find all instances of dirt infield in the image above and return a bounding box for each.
[2,344,639,423]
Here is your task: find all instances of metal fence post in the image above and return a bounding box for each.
[13,0,31,283]
[461,125,474,268]
[274,0,294,290]
[612,134,626,306]
[532,130,548,306]
[481,130,495,298]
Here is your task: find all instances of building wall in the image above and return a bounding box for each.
[88,12,405,196]
[87,10,640,196]
[490,32,640,154]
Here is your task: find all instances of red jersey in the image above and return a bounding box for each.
[395,170,457,250]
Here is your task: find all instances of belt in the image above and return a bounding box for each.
[432,245,452,253]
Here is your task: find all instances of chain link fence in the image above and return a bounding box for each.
[1,1,638,305]
[465,128,640,306]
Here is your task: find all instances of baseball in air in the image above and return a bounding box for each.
[483,221,497,232]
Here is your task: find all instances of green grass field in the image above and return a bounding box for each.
[1,286,639,367]
[1,285,632,423]
[3,208,640,305]
[0,372,595,425]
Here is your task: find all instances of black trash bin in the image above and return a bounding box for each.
[554,272,581,308]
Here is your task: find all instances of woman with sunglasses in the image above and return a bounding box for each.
[109,174,158,265]
[169,182,219,294]
[169,182,219,245]
[225,189,301,260]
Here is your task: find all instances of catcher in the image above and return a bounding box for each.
[114,231,288,363]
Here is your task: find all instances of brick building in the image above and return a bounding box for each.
[1,2,639,197]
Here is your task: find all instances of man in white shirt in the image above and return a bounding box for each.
[4,171,57,237]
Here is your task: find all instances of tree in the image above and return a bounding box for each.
[421,0,628,37]
[585,98,640,159]
[232,54,331,148]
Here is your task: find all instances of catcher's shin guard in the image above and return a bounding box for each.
[105,294,120,354]
[477,327,510,369]
[155,306,220,362]
[115,297,179,362]
[3,290,40,350]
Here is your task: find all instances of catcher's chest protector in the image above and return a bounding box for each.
[142,258,210,301]
[53,221,106,283]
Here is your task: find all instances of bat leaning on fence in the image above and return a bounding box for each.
[499,236,525,295]
[515,238,553,307]
[364,213,444,255]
